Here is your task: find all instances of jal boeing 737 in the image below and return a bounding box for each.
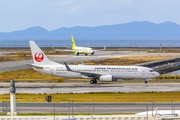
[29,41,159,84]
[53,36,106,56]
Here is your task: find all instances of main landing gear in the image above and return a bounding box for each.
[90,79,97,84]
[145,79,151,84]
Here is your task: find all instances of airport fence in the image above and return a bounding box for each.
[1,101,180,115]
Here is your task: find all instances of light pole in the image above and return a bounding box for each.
[9,80,16,116]
[160,43,161,53]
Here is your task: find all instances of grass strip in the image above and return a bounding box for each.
[6,51,73,56]
[148,50,180,53]
[72,56,172,65]
[0,68,63,82]
[0,56,32,62]
[1,92,180,102]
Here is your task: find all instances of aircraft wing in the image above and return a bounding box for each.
[78,72,101,78]
[54,49,75,52]
[93,46,106,52]
[64,62,102,78]
[52,46,75,52]
[52,46,70,49]
[55,49,85,54]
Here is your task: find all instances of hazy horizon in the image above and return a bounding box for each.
[0,0,180,32]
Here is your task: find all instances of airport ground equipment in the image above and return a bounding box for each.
[46,96,52,102]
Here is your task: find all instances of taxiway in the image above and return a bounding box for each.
[0,51,132,73]
[0,83,180,94]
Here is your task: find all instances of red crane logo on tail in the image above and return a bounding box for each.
[34,52,44,62]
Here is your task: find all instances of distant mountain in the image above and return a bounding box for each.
[0,21,180,40]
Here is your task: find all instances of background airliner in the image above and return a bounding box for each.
[53,36,106,56]
[29,41,159,84]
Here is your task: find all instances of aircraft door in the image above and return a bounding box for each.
[142,70,145,75]
[50,69,54,75]
[44,67,54,75]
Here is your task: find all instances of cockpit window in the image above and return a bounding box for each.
[149,70,154,72]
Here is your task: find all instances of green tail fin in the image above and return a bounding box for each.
[71,35,76,50]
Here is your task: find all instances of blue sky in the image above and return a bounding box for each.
[0,0,180,32]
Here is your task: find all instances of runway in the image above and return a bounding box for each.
[0,50,180,73]
[0,51,132,73]
[0,83,180,94]
[0,102,179,113]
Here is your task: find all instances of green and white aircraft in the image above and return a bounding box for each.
[53,36,106,56]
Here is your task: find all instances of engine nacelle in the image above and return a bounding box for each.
[99,75,117,82]
[91,51,95,55]
[75,51,79,55]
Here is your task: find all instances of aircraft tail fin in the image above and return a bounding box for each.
[71,35,76,50]
[104,46,106,50]
[29,41,60,66]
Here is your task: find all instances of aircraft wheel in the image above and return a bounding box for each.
[90,80,94,84]
[94,80,97,84]
[145,81,148,84]
[85,54,88,56]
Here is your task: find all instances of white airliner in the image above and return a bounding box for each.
[53,36,106,56]
[136,107,179,116]
[29,41,159,84]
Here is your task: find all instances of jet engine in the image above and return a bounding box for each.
[75,51,79,56]
[99,75,117,82]
[91,51,95,55]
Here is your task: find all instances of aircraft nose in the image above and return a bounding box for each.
[155,72,160,77]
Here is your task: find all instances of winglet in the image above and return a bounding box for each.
[82,61,85,65]
[64,62,72,71]
[52,46,54,50]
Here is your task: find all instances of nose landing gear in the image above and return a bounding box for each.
[90,79,97,84]
[145,79,152,84]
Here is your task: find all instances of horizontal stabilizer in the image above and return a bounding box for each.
[26,64,43,69]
